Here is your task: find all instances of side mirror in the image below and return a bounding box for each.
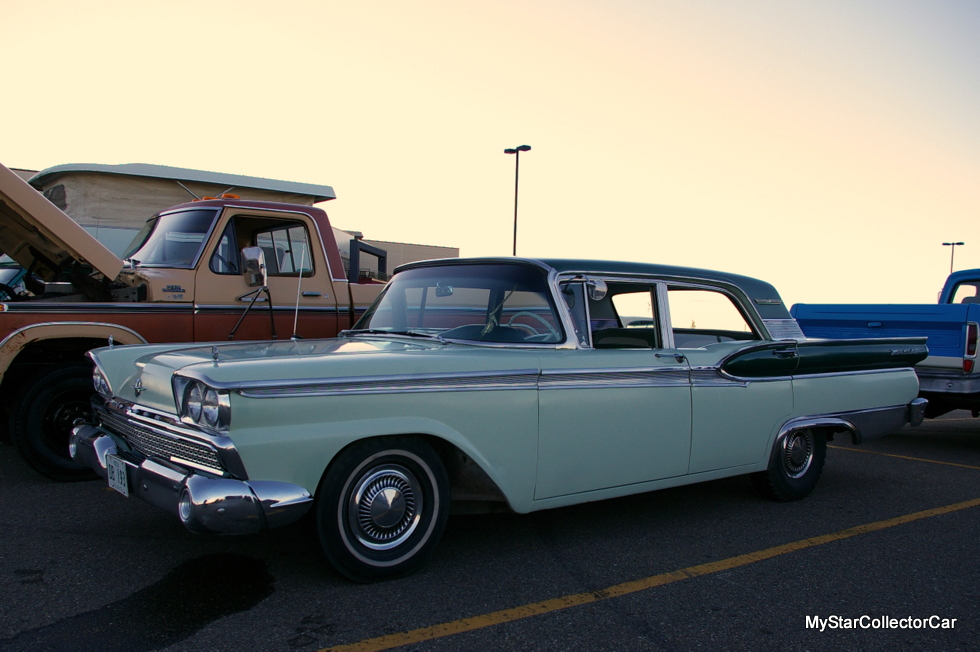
[241,247,267,287]
[586,278,608,301]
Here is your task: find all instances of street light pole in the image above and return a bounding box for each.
[504,145,531,256]
[943,242,965,275]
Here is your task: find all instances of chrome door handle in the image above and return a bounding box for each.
[656,353,686,363]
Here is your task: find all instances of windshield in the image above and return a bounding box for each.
[0,264,24,286]
[122,209,218,268]
[354,263,565,344]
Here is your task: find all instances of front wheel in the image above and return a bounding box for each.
[316,437,450,582]
[751,428,826,501]
[9,363,97,481]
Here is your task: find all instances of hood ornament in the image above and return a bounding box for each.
[212,345,220,365]
[133,378,143,397]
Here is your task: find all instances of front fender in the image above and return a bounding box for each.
[229,415,535,513]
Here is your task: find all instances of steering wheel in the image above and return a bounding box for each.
[0,283,22,301]
[507,311,560,338]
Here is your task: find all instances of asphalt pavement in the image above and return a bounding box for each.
[0,413,976,651]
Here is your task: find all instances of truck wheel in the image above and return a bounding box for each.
[316,437,450,582]
[751,428,826,501]
[9,363,97,482]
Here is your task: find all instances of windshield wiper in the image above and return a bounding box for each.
[342,329,446,343]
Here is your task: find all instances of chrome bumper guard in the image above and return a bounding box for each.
[841,398,928,443]
[70,423,313,535]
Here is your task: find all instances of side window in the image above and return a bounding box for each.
[611,291,656,328]
[590,284,661,349]
[209,221,240,275]
[559,282,589,347]
[667,287,759,347]
[951,282,980,304]
[254,224,314,277]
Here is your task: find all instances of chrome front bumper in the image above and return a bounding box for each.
[70,423,313,535]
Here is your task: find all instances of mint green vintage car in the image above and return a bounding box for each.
[71,258,928,581]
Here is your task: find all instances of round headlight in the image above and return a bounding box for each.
[186,383,203,421]
[202,388,220,427]
[92,368,111,399]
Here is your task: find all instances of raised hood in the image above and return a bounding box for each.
[0,163,124,281]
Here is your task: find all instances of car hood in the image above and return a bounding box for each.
[0,163,124,281]
[93,336,543,413]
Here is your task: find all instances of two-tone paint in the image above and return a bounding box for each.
[73,258,927,530]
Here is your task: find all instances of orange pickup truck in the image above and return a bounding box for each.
[0,163,386,480]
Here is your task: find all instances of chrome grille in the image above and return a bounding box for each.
[100,410,223,472]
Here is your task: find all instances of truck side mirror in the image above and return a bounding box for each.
[241,247,267,287]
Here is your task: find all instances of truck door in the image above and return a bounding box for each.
[193,211,340,341]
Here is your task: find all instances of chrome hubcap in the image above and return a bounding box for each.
[349,465,422,550]
[781,430,813,479]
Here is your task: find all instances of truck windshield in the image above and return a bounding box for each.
[353,263,565,344]
[122,209,218,268]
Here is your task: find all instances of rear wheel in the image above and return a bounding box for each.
[316,437,450,582]
[9,363,97,481]
[751,428,826,501]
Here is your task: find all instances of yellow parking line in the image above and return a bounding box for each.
[828,445,980,470]
[321,497,980,652]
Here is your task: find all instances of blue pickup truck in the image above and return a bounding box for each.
[792,269,980,418]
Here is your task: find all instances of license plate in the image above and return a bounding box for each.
[106,454,129,497]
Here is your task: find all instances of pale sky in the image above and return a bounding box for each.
[3,1,978,306]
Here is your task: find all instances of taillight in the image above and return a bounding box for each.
[964,322,978,372]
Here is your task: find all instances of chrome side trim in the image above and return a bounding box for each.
[539,366,689,390]
[194,304,343,313]
[235,369,541,398]
[690,367,749,387]
[0,303,193,313]
[791,368,918,381]
[221,365,696,398]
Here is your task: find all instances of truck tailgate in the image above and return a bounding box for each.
[791,303,973,361]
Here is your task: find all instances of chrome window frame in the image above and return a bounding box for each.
[354,260,574,350]
[551,271,768,350]
[662,279,767,344]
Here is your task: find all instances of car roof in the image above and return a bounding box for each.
[395,256,791,319]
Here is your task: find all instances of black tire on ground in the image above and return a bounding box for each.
[316,436,450,582]
[751,428,826,502]
[9,363,97,481]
